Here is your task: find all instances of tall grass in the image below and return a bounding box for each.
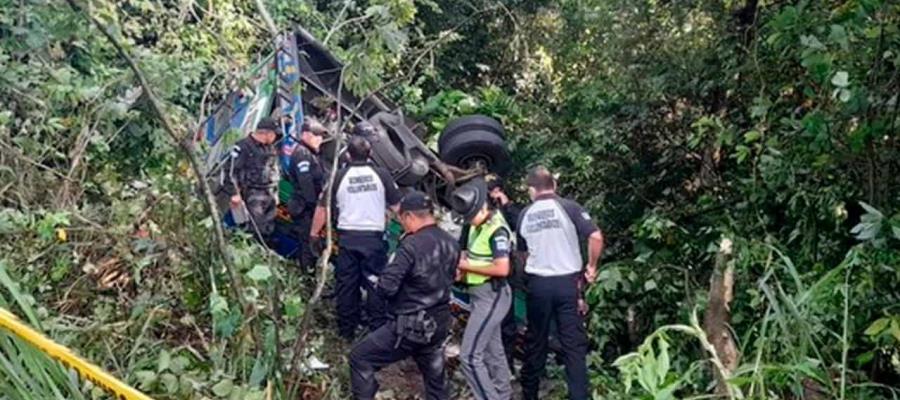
[0,261,87,400]
[615,247,900,399]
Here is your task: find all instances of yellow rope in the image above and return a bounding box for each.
[0,307,154,400]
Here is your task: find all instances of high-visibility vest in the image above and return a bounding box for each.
[465,211,510,285]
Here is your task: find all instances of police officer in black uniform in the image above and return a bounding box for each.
[517,166,605,400]
[349,191,460,400]
[311,134,403,339]
[223,117,281,242]
[285,117,328,271]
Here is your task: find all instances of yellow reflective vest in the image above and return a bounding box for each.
[465,211,510,285]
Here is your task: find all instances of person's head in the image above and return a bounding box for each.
[352,121,377,137]
[300,117,328,151]
[253,117,281,145]
[347,135,372,162]
[450,177,492,226]
[526,165,556,200]
[485,174,509,207]
[398,191,435,233]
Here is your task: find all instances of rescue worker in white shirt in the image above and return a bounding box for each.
[449,177,513,400]
[310,135,403,339]
[516,166,604,400]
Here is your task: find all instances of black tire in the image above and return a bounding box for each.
[439,129,511,176]
[439,115,504,150]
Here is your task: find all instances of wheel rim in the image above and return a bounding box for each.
[459,154,491,171]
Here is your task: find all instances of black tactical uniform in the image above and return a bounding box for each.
[349,192,460,400]
[285,141,325,269]
[223,135,279,240]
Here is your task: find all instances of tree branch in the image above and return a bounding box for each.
[286,65,349,398]
[323,0,355,46]
[252,0,279,37]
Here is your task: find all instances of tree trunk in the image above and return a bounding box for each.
[704,238,740,396]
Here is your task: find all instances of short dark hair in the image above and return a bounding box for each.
[348,136,372,161]
[485,173,504,192]
[401,209,433,219]
[301,117,327,136]
[526,165,555,191]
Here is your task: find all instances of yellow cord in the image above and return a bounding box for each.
[0,307,154,400]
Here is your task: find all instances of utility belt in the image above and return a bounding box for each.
[336,229,384,239]
[244,184,278,191]
[458,276,507,293]
[393,307,444,347]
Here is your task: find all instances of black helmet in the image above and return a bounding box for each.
[450,177,488,222]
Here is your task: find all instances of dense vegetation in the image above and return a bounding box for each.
[1,0,898,399]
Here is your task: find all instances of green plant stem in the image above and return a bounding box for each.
[840,265,853,400]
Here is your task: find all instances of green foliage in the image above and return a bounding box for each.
[613,331,697,399]
[0,262,87,399]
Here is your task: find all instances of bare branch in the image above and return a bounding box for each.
[252,0,279,36]
[323,0,355,46]
[286,65,349,397]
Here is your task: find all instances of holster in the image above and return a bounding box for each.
[491,277,507,293]
[395,310,437,346]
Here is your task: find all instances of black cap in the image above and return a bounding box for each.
[399,191,432,213]
[353,121,377,136]
[449,177,488,222]
[256,117,280,133]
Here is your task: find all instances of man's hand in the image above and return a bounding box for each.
[309,235,325,255]
[584,264,598,283]
[455,268,466,282]
[489,188,509,206]
[577,298,589,316]
[230,194,242,207]
[457,256,470,272]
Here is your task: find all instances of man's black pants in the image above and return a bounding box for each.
[501,298,517,369]
[501,258,525,369]
[521,273,589,400]
[289,212,316,272]
[335,232,388,338]
[350,310,451,400]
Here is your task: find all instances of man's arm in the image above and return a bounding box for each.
[222,144,245,197]
[458,229,512,277]
[585,230,604,282]
[310,205,326,237]
[377,242,414,298]
[288,153,319,213]
[310,167,346,237]
[560,198,603,282]
[459,256,510,277]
